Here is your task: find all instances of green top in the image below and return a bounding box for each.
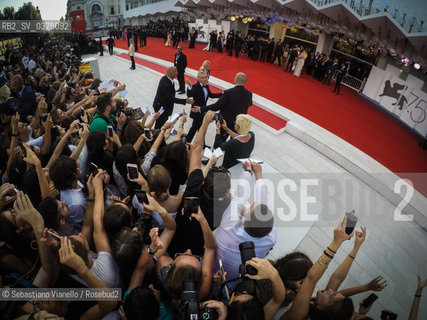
[214,131,255,169]
[89,113,116,133]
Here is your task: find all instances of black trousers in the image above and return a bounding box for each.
[130,56,135,69]
[272,55,281,66]
[285,59,295,72]
[108,46,113,55]
[333,78,343,94]
[154,106,172,129]
[187,116,202,142]
[177,70,185,92]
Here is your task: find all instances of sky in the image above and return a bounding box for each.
[0,0,68,20]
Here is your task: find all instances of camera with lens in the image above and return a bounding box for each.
[176,281,218,320]
[181,133,188,145]
[238,241,258,277]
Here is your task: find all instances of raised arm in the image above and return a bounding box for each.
[192,207,216,299]
[188,111,215,172]
[46,119,79,168]
[326,227,366,291]
[409,275,427,320]
[92,170,111,253]
[245,258,286,320]
[22,144,51,199]
[70,124,90,161]
[143,194,176,258]
[14,192,58,287]
[3,113,20,181]
[338,275,386,297]
[282,217,353,320]
[59,237,117,319]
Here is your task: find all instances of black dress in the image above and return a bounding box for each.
[189,31,197,48]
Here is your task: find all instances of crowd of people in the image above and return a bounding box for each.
[111,18,368,96]
[0,27,425,320]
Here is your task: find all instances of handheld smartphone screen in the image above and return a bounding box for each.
[136,108,144,118]
[170,128,178,136]
[18,142,27,158]
[183,197,199,218]
[345,210,357,235]
[361,293,378,308]
[107,126,114,137]
[90,162,98,176]
[135,189,149,204]
[127,164,138,180]
[144,128,152,140]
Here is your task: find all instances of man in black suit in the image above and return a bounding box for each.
[186,70,222,142]
[191,72,252,142]
[332,63,347,95]
[285,46,298,72]
[153,67,194,129]
[174,45,187,94]
[106,36,115,55]
[323,58,338,85]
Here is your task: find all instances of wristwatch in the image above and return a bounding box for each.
[147,246,157,255]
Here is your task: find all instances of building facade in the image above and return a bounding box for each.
[66,0,124,31]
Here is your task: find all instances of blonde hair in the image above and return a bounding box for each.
[148,165,171,202]
[235,114,252,134]
[201,60,210,69]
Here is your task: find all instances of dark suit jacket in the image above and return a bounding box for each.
[200,85,252,125]
[152,75,186,114]
[174,53,187,72]
[328,62,338,75]
[187,82,222,120]
[16,86,36,118]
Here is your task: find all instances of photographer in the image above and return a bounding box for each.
[215,160,276,286]
[89,91,126,135]
[227,257,286,320]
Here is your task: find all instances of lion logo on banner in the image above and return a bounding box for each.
[379,80,408,110]
[197,26,206,38]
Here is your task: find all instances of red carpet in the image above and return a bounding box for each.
[108,38,427,175]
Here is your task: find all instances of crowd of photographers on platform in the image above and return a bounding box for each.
[0,31,425,320]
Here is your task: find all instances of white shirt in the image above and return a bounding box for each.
[27,59,36,70]
[70,251,120,289]
[214,171,277,284]
[60,188,87,224]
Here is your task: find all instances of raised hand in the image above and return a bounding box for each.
[23,143,41,167]
[149,227,163,253]
[334,215,355,243]
[13,191,42,227]
[367,275,387,291]
[245,258,279,281]
[0,183,17,211]
[354,226,367,248]
[59,236,86,274]
[191,106,200,113]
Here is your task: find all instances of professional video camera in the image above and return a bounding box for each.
[238,241,258,277]
[176,281,218,320]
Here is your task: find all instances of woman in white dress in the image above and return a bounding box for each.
[165,31,172,47]
[294,48,307,77]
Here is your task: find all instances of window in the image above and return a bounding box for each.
[92,4,101,13]
[111,7,115,14]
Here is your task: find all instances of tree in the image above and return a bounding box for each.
[2,7,15,20]
[14,2,42,20]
